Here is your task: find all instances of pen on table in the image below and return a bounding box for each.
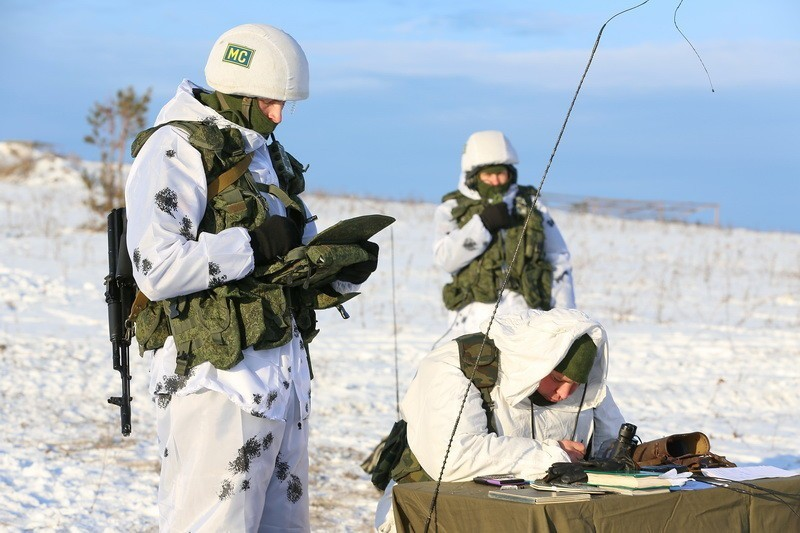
[500,484,522,490]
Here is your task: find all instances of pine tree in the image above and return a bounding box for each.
[82,86,152,216]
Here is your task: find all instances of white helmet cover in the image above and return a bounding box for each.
[205,23,309,101]
[461,130,519,175]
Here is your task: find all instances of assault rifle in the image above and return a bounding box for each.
[105,207,135,436]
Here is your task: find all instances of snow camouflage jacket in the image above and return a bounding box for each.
[398,309,625,483]
[432,175,576,342]
[125,81,365,376]
[129,117,319,374]
[386,332,501,487]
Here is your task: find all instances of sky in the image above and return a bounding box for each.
[1,0,799,232]
[1,142,799,529]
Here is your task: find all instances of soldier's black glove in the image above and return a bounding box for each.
[543,457,634,485]
[479,203,512,232]
[337,241,379,284]
[248,215,302,266]
[542,462,588,484]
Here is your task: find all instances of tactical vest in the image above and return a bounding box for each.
[379,333,500,488]
[441,186,553,312]
[129,120,322,375]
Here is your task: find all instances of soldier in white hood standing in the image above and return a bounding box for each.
[374,308,625,532]
[433,131,576,343]
[125,24,377,532]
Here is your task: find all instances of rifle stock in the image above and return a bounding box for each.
[105,208,135,436]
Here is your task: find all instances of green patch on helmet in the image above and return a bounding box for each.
[223,43,255,68]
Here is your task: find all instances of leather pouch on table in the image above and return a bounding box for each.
[633,431,736,472]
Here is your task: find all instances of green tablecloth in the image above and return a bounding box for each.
[392,476,800,532]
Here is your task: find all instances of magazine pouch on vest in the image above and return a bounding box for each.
[165,277,294,373]
[134,301,171,353]
[130,120,271,359]
[129,121,291,366]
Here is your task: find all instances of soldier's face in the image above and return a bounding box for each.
[478,169,510,187]
[536,371,580,403]
[257,98,286,124]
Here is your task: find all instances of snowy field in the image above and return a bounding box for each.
[0,142,798,531]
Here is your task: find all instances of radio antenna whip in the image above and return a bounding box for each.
[674,0,715,92]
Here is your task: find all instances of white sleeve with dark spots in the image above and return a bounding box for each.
[432,199,492,274]
[124,125,255,300]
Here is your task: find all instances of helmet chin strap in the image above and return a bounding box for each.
[241,96,253,121]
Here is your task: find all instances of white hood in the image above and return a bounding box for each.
[460,130,519,175]
[456,130,520,202]
[485,308,610,409]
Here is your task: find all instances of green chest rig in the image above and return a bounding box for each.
[367,333,501,490]
[129,120,324,375]
[441,185,553,312]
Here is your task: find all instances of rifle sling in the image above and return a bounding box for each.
[207,152,255,198]
[127,152,255,323]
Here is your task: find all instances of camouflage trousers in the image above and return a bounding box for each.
[156,386,309,532]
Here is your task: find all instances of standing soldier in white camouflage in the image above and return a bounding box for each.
[433,130,576,343]
[125,23,379,531]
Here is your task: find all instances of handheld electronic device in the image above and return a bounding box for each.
[473,474,529,487]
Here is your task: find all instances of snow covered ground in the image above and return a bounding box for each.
[0,142,798,531]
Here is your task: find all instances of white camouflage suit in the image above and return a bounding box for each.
[125,78,357,531]
[375,308,625,531]
[433,131,576,344]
